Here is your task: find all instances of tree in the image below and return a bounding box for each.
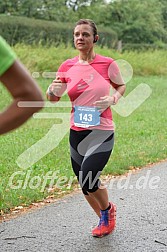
[97,0,167,44]
[159,0,167,29]
[1,0,166,45]
[0,0,20,15]
[66,0,92,11]
[0,0,72,22]
[66,0,108,22]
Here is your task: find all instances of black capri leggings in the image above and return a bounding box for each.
[69,129,114,195]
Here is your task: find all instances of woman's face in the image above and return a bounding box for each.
[73,24,95,52]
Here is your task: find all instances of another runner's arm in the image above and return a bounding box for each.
[0,60,44,135]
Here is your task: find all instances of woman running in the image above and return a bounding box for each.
[47,19,126,238]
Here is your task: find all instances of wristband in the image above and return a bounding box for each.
[47,86,55,96]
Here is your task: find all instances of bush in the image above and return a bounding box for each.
[0,15,118,48]
[122,43,167,51]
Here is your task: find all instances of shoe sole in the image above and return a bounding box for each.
[92,229,115,238]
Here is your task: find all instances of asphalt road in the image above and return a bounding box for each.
[0,161,167,252]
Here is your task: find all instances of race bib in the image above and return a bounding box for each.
[74,106,100,128]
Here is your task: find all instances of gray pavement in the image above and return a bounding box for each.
[0,161,167,252]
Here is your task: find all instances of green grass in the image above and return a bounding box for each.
[109,75,167,174]
[0,75,167,213]
[13,44,167,76]
[1,42,167,213]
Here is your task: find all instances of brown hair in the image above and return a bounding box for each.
[74,19,97,37]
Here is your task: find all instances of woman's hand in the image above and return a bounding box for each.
[94,95,117,110]
[47,76,63,97]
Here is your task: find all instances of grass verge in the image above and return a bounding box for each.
[0,73,167,213]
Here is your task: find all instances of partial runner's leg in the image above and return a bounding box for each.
[84,193,101,217]
[89,186,109,210]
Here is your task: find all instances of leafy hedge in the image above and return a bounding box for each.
[0,15,118,48]
[122,43,167,51]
